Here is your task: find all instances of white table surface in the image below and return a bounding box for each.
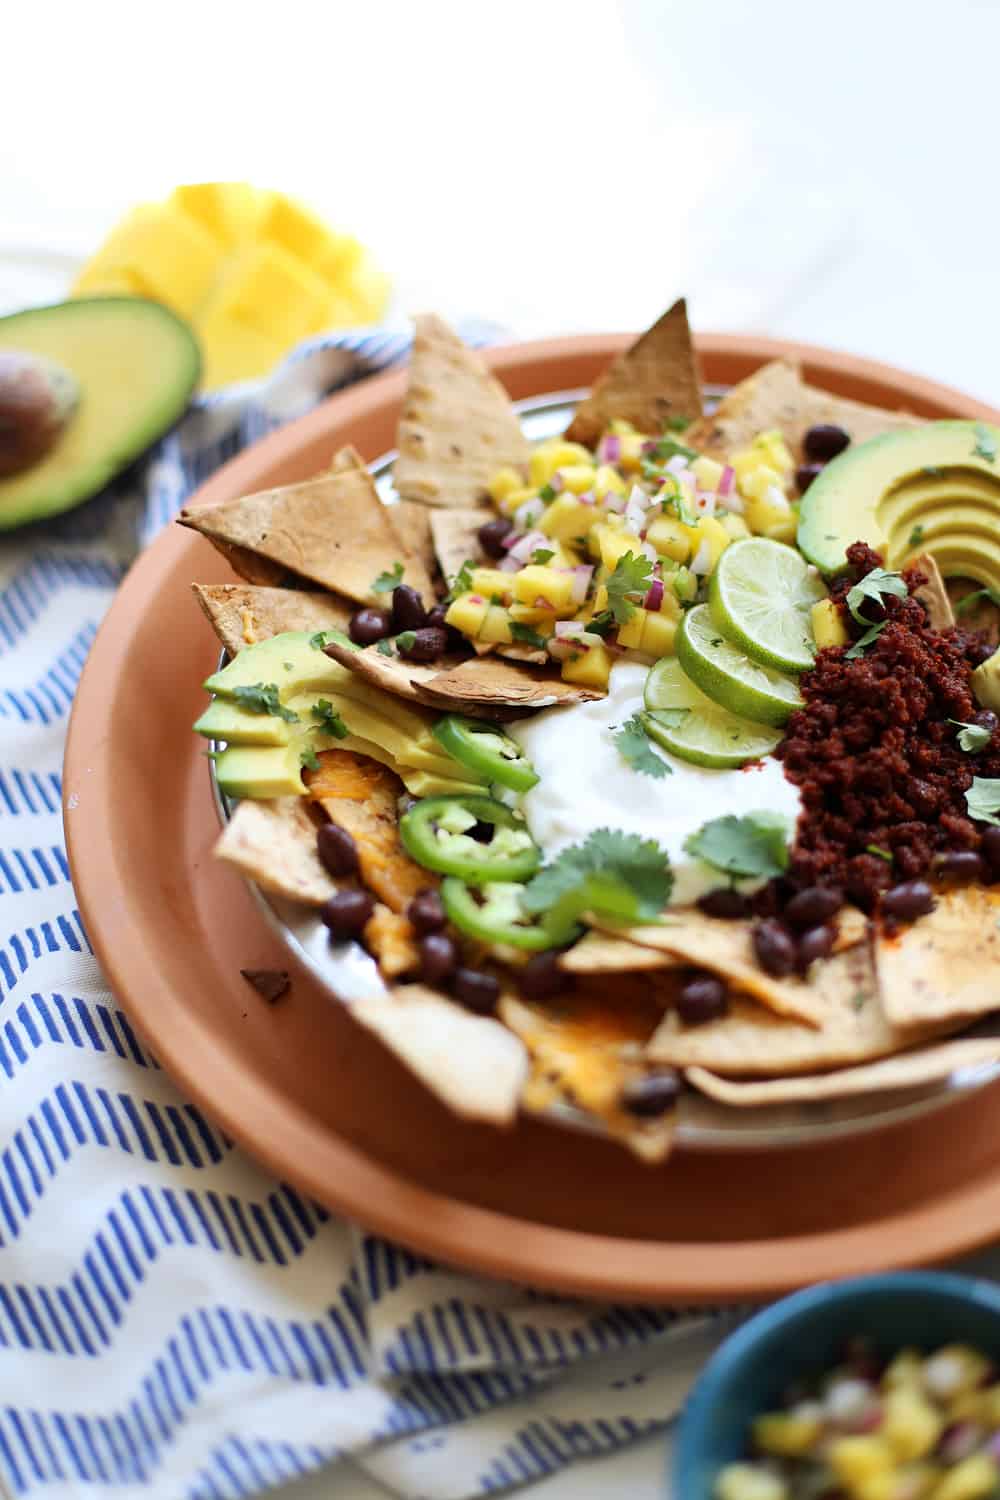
[3,2,998,1493]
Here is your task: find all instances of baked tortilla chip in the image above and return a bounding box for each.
[686,359,919,464]
[685,1036,1000,1107]
[214,797,334,906]
[390,499,438,583]
[910,553,955,631]
[501,991,675,1162]
[429,508,486,586]
[355,984,527,1125]
[564,299,702,448]
[877,886,1000,1027]
[192,583,351,658]
[393,314,529,509]
[179,466,434,605]
[202,540,291,587]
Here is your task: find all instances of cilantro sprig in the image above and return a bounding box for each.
[845,568,908,626]
[312,700,349,739]
[950,719,992,753]
[612,714,672,780]
[523,828,673,924]
[974,423,997,464]
[447,559,476,601]
[956,586,1000,616]
[604,551,655,626]
[371,561,404,594]
[966,777,1000,826]
[230,683,299,722]
[844,621,888,659]
[683,812,790,880]
[509,622,548,650]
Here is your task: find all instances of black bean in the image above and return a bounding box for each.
[621,1071,681,1118]
[478,516,513,558]
[391,583,428,633]
[797,924,835,971]
[973,709,999,735]
[452,967,500,1013]
[804,423,851,462]
[967,638,996,667]
[981,827,1000,878]
[696,886,751,920]
[349,607,392,645]
[795,463,823,495]
[425,604,449,630]
[408,889,446,935]
[397,625,449,662]
[317,822,360,878]
[419,933,458,985]
[677,973,728,1026]
[752,919,798,977]
[933,850,987,883]
[518,950,572,1000]
[881,879,936,922]
[783,885,844,929]
[751,876,796,918]
[321,889,374,940]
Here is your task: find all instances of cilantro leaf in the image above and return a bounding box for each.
[230,683,299,722]
[865,844,893,863]
[683,812,790,880]
[956,586,1000,615]
[666,415,691,432]
[371,561,404,594]
[659,477,698,526]
[966,776,1000,826]
[509,621,548,649]
[950,718,992,753]
[612,714,672,780]
[376,638,395,656]
[447,559,476,601]
[537,483,556,502]
[845,567,908,625]
[646,436,697,464]
[974,423,997,464]
[844,621,888,659]
[604,551,654,625]
[531,548,555,564]
[586,611,615,638]
[300,745,321,772]
[522,828,673,922]
[396,630,418,653]
[907,524,925,549]
[312,700,349,739]
[310,631,329,650]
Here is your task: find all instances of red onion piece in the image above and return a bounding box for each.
[644,578,664,612]
[718,464,735,497]
[570,564,594,604]
[597,434,621,464]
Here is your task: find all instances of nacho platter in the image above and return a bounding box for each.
[182,311,1000,1161]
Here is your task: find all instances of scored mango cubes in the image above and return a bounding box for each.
[71,182,391,389]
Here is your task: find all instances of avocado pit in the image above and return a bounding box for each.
[0,350,79,477]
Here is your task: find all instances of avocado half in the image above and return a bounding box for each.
[0,297,201,531]
[797,420,1000,587]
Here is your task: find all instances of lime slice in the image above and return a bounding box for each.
[708,537,826,673]
[676,604,803,728]
[643,657,783,768]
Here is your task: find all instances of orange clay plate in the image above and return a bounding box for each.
[64,335,1000,1304]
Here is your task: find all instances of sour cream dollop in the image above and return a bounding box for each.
[511,660,802,905]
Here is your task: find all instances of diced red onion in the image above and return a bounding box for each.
[533,596,549,609]
[597,434,621,464]
[695,489,717,517]
[717,489,745,514]
[625,492,648,535]
[498,555,520,572]
[603,491,626,513]
[507,529,549,564]
[987,1432,1000,1461]
[554,619,587,638]
[718,465,735,497]
[937,1422,984,1465]
[570,565,594,604]
[547,638,583,661]
[639,541,658,564]
[690,539,712,575]
[549,470,565,494]
[644,578,664,612]
[577,491,596,505]
[513,497,545,530]
[468,594,484,605]
[666,455,690,477]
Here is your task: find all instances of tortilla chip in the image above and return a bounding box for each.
[330,445,364,473]
[876,886,1000,1027]
[178,466,434,605]
[429,507,486,586]
[202,539,292,587]
[602,910,832,1027]
[686,359,919,464]
[910,553,954,631]
[496,644,550,666]
[363,904,419,979]
[560,930,679,974]
[685,1035,1000,1107]
[192,583,351,658]
[354,984,527,1125]
[500,991,675,1163]
[393,314,529,509]
[214,797,333,906]
[564,299,702,448]
[949,580,1000,644]
[390,499,439,584]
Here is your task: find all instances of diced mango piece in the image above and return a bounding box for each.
[561,642,612,689]
[208,242,333,340]
[591,583,608,613]
[691,455,725,492]
[923,1347,994,1401]
[688,515,731,570]
[714,1463,789,1500]
[640,611,678,657]
[470,567,513,600]
[932,1454,1000,1500]
[608,419,637,435]
[76,203,221,319]
[720,513,752,541]
[488,467,526,504]
[812,597,848,649]
[478,605,514,644]
[828,1436,895,1488]
[883,1387,942,1462]
[958,1383,1000,1426]
[539,492,601,543]
[763,511,799,545]
[744,491,793,535]
[509,601,557,627]
[752,428,795,474]
[618,433,646,471]
[616,609,647,650]
[739,464,785,503]
[885,1350,925,1391]
[170,182,263,247]
[646,514,691,562]
[557,464,597,495]
[512,565,576,614]
[593,525,642,572]
[530,440,593,488]
[497,486,539,517]
[753,1410,825,1458]
[593,464,627,500]
[445,593,489,637]
[254,193,332,265]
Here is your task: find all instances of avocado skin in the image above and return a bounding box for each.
[797,421,1000,583]
[0,298,201,530]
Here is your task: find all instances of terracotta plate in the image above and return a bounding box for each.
[65,335,1000,1303]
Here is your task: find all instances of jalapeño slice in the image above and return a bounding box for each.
[432,715,539,792]
[440,878,577,951]
[399,795,540,883]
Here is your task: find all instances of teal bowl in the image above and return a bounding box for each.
[674,1271,1000,1498]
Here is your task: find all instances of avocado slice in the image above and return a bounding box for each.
[193,698,293,746]
[797,421,1000,578]
[214,743,307,799]
[0,298,201,530]
[204,630,354,697]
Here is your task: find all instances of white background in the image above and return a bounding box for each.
[3,2,997,1494]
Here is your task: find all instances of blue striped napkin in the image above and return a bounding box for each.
[0,324,734,1500]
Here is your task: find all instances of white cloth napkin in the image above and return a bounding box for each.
[0,325,736,1500]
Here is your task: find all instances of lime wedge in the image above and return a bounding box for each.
[643,657,783,768]
[708,537,826,673]
[676,604,803,727]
